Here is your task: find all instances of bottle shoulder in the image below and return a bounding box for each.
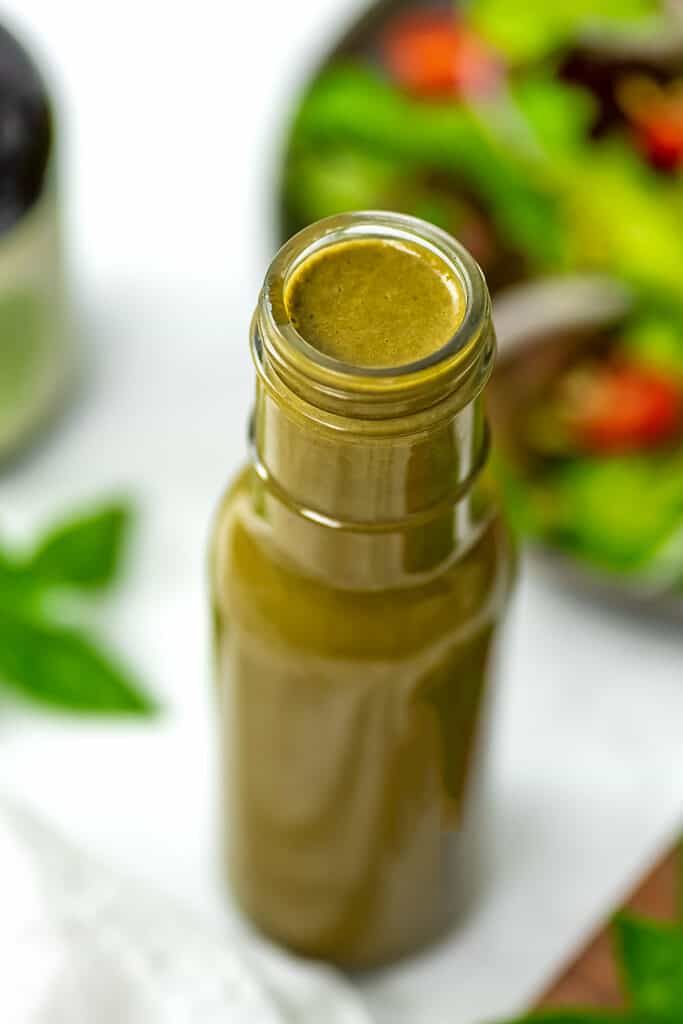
[211,465,513,659]
[213,463,513,576]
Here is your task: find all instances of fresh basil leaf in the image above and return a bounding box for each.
[614,913,683,1019]
[27,501,133,591]
[0,548,41,610]
[0,613,156,715]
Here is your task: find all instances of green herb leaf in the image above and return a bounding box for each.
[615,913,683,1019]
[493,844,683,1024]
[0,613,156,715]
[0,548,42,611]
[27,501,133,592]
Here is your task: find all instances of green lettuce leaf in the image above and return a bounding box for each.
[288,65,567,268]
[510,73,596,156]
[285,146,402,226]
[469,0,659,63]
[539,456,683,572]
[561,146,683,295]
[621,313,683,380]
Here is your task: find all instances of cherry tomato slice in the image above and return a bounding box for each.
[381,12,501,99]
[635,114,683,171]
[570,364,682,453]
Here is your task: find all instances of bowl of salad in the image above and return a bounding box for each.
[278,0,683,612]
[491,277,683,613]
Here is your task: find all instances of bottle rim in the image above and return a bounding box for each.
[253,211,495,424]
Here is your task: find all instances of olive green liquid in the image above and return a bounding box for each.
[212,227,511,967]
[285,238,465,367]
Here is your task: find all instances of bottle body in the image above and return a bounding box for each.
[212,466,510,966]
[211,211,514,966]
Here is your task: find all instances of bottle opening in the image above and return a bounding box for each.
[284,236,466,370]
[255,211,494,424]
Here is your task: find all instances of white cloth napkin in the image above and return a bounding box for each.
[0,799,372,1024]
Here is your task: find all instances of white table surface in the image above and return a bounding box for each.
[1,3,682,1022]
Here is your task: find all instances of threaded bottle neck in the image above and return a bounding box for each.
[253,211,495,433]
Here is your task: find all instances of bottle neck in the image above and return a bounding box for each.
[250,380,491,588]
[247,211,497,587]
[252,380,488,527]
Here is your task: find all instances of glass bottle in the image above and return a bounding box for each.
[211,211,514,967]
[0,24,71,463]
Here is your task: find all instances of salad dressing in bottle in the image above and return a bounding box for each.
[211,211,514,967]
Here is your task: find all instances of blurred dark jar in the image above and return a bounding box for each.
[0,24,71,463]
